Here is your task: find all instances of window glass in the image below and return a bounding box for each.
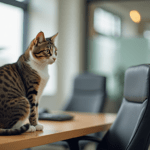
[43,63,57,95]
[94,8,121,37]
[0,2,23,66]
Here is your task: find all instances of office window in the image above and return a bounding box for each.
[144,30,150,39]
[43,64,57,95]
[144,30,150,49]
[16,0,25,2]
[0,2,23,66]
[0,1,57,96]
[94,8,121,37]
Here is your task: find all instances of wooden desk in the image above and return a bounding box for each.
[0,112,116,150]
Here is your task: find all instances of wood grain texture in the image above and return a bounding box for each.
[0,112,116,150]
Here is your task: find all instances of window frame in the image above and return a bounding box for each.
[0,0,29,52]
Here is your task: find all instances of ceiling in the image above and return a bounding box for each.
[118,1,150,20]
[93,1,150,20]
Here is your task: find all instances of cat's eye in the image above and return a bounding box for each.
[46,50,50,53]
[55,51,57,56]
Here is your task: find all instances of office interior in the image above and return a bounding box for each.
[0,0,150,150]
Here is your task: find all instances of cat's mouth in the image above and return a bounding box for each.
[48,58,56,64]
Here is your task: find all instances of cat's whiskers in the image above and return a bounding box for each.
[56,56,62,61]
[55,59,62,68]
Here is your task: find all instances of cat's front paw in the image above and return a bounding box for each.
[27,125,36,132]
[35,124,44,131]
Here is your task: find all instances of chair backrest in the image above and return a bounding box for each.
[99,64,150,150]
[63,72,106,113]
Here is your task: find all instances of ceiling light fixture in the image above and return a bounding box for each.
[130,10,141,23]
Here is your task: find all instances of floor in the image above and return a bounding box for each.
[24,142,96,150]
[25,143,150,150]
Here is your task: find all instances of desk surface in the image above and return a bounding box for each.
[0,112,116,150]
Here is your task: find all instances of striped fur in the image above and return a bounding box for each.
[0,124,30,135]
[0,31,58,135]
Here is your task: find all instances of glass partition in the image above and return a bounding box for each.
[87,1,150,110]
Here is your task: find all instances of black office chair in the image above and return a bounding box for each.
[63,72,106,113]
[51,72,107,150]
[65,64,150,150]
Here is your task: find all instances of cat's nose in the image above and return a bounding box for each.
[53,58,56,61]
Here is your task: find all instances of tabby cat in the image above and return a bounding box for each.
[0,31,58,135]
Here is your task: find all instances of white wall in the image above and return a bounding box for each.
[57,0,85,108]
[28,0,84,111]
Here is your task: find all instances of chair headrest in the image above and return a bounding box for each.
[124,64,150,103]
[74,73,106,91]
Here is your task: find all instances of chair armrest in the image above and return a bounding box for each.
[64,136,102,150]
[77,135,101,143]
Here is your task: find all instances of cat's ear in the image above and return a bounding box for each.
[47,33,58,43]
[35,31,46,44]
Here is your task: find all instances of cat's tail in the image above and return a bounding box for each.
[0,123,30,135]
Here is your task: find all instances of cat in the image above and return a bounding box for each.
[0,31,58,135]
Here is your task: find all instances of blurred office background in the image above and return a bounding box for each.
[1,0,150,149]
[0,0,150,114]
[87,0,150,112]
